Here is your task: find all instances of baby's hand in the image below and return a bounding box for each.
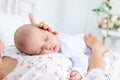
[69,71,82,80]
[29,13,58,35]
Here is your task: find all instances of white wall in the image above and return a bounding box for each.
[85,0,120,47]
[0,0,120,47]
[32,0,87,34]
[85,0,102,39]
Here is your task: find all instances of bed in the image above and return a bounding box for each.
[1,43,120,80]
[1,0,120,80]
[1,45,72,80]
[0,0,34,47]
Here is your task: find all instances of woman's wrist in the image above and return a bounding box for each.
[89,43,105,70]
[91,43,102,53]
[0,54,2,69]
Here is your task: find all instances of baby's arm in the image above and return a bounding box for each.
[70,52,88,79]
[69,70,82,80]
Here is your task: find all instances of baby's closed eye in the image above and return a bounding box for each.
[44,35,48,41]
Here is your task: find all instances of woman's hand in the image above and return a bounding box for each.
[84,33,100,50]
[84,33,108,54]
[29,13,58,35]
[84,34,105,70]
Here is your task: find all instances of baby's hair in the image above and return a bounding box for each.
[14,24,37,52]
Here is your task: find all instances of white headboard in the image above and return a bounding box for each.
[0,0,35,47]
[0,0,35,15]
[0,0,89,47]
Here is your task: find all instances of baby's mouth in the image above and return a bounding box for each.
[53,45,57,52]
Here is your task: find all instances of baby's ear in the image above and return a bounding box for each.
[52,31,58,35]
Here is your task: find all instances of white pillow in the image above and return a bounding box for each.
[0,13,29,47]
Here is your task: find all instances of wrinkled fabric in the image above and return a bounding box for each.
[2,46,120,80]
[2,46,72,80]
[83,48,120,80]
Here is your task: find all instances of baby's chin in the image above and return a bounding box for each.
[40,52,58,55]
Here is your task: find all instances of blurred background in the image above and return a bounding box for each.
[0,0,120,47]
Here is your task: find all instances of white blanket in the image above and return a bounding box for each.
[2,45,72,80]
[2,45,120,80]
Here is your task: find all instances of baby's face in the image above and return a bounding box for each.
[24,28,60,55]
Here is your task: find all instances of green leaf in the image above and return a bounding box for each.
[113,24,120,30]
[109,14,113,20]
[108,6,112,10]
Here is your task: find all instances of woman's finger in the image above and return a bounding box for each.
[52,31,58,35]
[29,13,37,25]
[37,22,52,31]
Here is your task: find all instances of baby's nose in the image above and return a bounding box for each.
[45,44,52,50]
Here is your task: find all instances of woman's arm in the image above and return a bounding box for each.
[89,47,105,70]
[0,41,4,66]
[84,34,105,70]
[0,53,2,67]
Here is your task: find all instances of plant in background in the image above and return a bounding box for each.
[93,0,120,31]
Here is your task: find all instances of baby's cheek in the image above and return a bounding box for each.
[41,50,53,55]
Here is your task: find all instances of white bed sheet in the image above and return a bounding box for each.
[2,45,120,80]
[2,45,72,80]
[0,13,29,47]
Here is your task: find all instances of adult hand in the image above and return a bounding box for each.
[84,33,100,50]
[84,34,105,70]
[29,13,58,35]
[84,33,108,54]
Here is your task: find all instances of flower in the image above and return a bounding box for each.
[93,0,120,31]
[98,16,120,31]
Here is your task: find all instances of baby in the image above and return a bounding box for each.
[14,23,90,80]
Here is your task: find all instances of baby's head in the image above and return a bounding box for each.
[14,24,60,55]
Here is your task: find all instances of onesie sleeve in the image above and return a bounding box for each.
[70,53,88,78]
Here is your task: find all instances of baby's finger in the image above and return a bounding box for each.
[70,71,76,77]
[69,76,75,80]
